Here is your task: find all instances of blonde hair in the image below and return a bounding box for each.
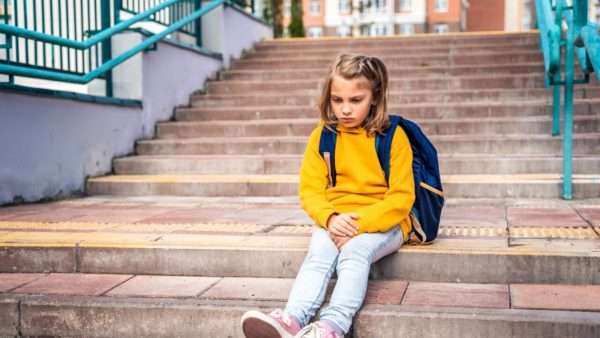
[318,53,390,136]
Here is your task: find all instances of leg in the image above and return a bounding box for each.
[318,225,403,334]
[284,226,340,327]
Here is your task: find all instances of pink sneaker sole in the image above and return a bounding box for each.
[241,310,294,338]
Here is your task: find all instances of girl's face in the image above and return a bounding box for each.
[330,74,373,129]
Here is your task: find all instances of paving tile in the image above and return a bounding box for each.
[511,284,600,311]
[66,206,175,223]
[364,280,408,305]
[507,207,588,227]
[402,282,509,309]
[0,273,46,292]
[5,207,92,222]
[12,273,132,296]
[441,206,507,228]
[0,204,69,221]
[106,275,220,298]
[576,207,600,227]
[138,207,296,225]
[201,277,295,301]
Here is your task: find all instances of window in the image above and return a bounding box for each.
[308,27,323,38]
[434,0,448,12]
[373,23,387,36]
[339,0,351,14]
[433,24,449,33]
[360,24,371,36]
[284,0,291,16]
[337,25,351,36]
[374,0,386,12]
[399,23,414,35]
[310,0,320,15]
[399,0,411,12]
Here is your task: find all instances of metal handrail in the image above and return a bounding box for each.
[535,0,598,199]
[0,0,224,83]
[0,0,248,96]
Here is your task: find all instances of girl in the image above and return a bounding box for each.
[241,53,415,338]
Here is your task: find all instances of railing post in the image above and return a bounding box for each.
[114,0,122,24]
[562,0,575,200]
[195,0,202,47]
[552,82,560,136]
[101,0,113,97]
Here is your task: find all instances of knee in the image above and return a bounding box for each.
[336,241,372,268]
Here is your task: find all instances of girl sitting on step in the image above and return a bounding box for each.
[241,53,415,338]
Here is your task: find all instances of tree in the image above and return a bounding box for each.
[288,0,305,37]
[272,0,284,38]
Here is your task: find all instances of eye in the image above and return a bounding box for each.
[351,98,363,103]
[331,97,342,103]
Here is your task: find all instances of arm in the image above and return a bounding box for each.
[299,126,338,228]
[355,127,416,233]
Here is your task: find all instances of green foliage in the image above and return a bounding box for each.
[288,0,305,37]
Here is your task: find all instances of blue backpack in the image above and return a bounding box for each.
[319,115,444,244]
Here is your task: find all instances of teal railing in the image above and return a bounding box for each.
[535,0,599,199]
[0,0,254,96]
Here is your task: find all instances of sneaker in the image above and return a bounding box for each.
[294,321,344,338]
[241,309,302,338]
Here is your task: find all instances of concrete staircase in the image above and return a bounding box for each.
[1,32,600,337]
[87,32,600,199]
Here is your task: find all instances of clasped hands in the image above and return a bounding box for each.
[327,212,360,250]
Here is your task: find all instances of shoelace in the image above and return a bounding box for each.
[270,309,292,327]
[298,323,331,338]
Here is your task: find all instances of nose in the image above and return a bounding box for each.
[342,105,352,116]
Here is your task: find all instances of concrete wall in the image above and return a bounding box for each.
[0,5,272,205]
[202,3,273,68]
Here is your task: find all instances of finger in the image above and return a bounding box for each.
[340,219,358,236]
[329,223,346,237]
[347,212,360,220]
[334,221,354,237]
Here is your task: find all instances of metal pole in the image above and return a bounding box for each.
[101,0,113,97]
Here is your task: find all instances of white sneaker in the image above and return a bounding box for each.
[241,309,302,338]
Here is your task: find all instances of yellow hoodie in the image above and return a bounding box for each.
[299,121,416,240]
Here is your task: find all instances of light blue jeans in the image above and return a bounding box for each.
[284,225,404,334]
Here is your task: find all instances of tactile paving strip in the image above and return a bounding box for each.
[509,226,599,240]
[438,226,507,238]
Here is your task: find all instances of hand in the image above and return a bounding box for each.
[329,231,352,250]
[327,212,360,237]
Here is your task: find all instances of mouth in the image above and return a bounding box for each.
[340,118,355,123]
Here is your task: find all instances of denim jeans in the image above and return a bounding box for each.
[284,225,404,334]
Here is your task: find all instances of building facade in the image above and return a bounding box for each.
[282,0,463,37]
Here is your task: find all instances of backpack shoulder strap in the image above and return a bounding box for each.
[319,126,337,187]
[375,115,402,185]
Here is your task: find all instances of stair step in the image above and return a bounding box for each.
[86,174,600,198]
[220,63,545,80]
[206,74,547,94]
[245,43,538,59]
[191,87,600,107]
[1,272,599,337]
[176,99,600,121]
[254,32,539,50]
[113,155,600,175]
[155,116,600,139]
[231,53,543,70]
[135,133,600,156]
